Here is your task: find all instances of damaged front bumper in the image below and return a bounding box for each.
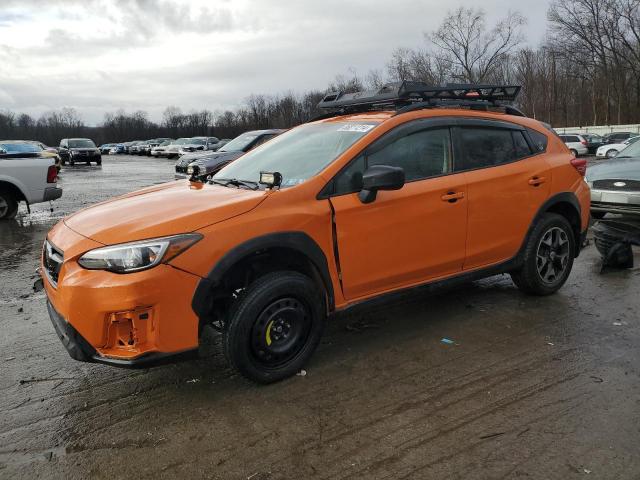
[46,300,198,368]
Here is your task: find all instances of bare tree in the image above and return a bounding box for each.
[429,8,526,83]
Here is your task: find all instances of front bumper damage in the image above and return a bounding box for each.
[593,219,640,268]
[46,301,198,368]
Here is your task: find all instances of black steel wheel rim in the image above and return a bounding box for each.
[536,226,570,285]
[250,297,311,368]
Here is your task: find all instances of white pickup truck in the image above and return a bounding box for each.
[0,141,63,219]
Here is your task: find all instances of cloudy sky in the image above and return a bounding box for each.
[0,0,552,125]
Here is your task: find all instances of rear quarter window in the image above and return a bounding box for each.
[527,129,548,152]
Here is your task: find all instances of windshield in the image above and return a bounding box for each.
[220,133,259,152]
[0,142,41,154]
[214,121,378,187]
[617,139,640,158]
[189,138,206,145]
[172,138,192,145]
[69,139,96,148]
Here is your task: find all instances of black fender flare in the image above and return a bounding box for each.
[518,191,583,261]
[191,231,335,319]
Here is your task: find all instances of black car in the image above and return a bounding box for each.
[58,138,101,166]
[602,132,635,145]
[580,133,603,154]
[174,129,285,180]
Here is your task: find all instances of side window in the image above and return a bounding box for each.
[367,127,452,181]
[456,127,517,171]
[527,129,548,152]
[559,135,567,142]
[513,131,532,158]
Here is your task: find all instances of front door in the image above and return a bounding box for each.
[328,124,468,301]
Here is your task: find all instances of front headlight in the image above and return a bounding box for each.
[78,233,202,273]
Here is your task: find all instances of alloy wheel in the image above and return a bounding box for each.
[536,227,570,285]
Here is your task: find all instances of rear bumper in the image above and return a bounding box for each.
[46,300,197,368]
[43,187,62,202]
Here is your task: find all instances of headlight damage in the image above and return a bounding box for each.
[78,233,202,273]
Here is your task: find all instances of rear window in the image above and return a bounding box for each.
[527,129,548,152]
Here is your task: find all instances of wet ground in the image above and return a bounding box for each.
[1,155,639,479]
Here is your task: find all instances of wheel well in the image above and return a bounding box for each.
[0,180,27,203]
[545,201,581,254]
[205,247,330,329]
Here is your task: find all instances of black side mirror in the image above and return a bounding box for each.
[359,165,405,204]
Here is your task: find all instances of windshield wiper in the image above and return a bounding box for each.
[210,178,260,190]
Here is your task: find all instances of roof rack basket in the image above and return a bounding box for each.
[316,81,523,117]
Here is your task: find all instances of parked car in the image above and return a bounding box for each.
[602,132,635,145]
[127,141,145,155]
[0,141,62,219]
[99,143,115,154]
[150,140,172,157]
[580,133,603,154]
[558,134,588,157]
[58,138,102,166]
[177,137,221,156]
[162,138,198,159]
[109,144,125,155]
[587,139,640,218]
[41,83,589,383]
[175,129,285,180]
[144,138,172,156]
[27,141,62,171]
[595,135,640,159]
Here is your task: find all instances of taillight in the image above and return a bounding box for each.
[581,140,588,145]
[570,158,587,177]
[46,165,57,183]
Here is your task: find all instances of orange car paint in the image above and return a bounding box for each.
[42,108,590,363]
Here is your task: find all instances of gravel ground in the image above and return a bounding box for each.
[0,155,639,479]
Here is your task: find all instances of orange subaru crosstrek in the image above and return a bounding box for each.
[42,83,590,383]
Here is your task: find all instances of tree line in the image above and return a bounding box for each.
[1,0,639,147]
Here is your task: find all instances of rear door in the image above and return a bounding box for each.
[453,120,551,270]
[328,120,468,300]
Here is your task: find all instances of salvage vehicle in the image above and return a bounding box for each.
[161,138,196,159]
[0,141,62,219]
[144,138,173,156]
[41,83,590,383]
[150,139,172,157]
[99,143,116,155]
[58,138,102,166]
[558,134,588,157]
[602,132,635,145]
[175,129,285,180]
[595,135,640,159]
[27,141,62,171]
[177,137,221,156]
[587,140,640,218]
[581,133,603,154]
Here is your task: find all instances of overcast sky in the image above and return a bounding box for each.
[0,0,552,125]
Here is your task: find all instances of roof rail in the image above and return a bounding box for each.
[315,81,523,118]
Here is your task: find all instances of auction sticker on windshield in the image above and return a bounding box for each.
[337,124,376,133]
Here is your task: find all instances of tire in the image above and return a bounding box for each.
[569,149,578,157]
[606,149,617,158]
[591,211,606,220]
[96,158,102,165]
[223,271,326,384]
[510,213,575,296]
[61,159,66,166]
[69,159,75,166]
[0,190,18,220]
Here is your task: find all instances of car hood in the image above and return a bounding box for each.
[587,156,640,181]
[64,181,267,244]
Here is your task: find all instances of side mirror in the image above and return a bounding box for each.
[359,165,405,204]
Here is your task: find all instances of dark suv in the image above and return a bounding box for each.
[59,138,101,166]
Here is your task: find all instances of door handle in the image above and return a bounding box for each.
[528,176,546,186]
[441,191,465,203]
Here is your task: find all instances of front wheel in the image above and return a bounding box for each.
[511,213,575,296]
[570,149,578,157]
[223,271,325,384]
[606,149,618,158]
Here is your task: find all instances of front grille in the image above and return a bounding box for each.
[593,179,640,192]
[43,240,63,287]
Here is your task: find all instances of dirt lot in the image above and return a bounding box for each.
[1,155,639,479]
